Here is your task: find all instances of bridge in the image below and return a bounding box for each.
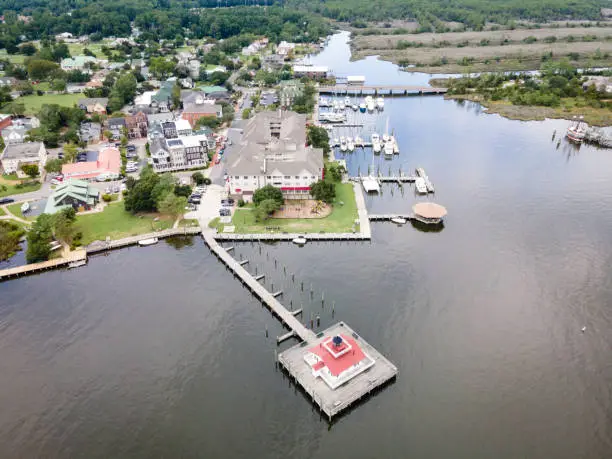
[318,85,448,96]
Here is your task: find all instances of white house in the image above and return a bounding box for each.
[60,55,97,71]
[0,141,47,175]
[226,111,324,200]
[276,41,296,56]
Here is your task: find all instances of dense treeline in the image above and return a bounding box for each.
[287,0,607,30]
[0,3,328,49]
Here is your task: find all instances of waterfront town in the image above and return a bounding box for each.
[1,1,612,454]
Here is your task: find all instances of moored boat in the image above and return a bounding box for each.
[20,202,30,213]
[365,96,375,112]
[391,217,406,225]
[376,97,384,110]
[138,237,159,246]
[347,137,355,151]
[292,236,307,245]
[371,133,381,154]
[383,141,394,156]
[339,136,348,152]
[415,177,428,194]
[359,102,366,113]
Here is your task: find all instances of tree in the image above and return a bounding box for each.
[242,108,252,119]
[63,143,79,163]
[310,180,335,203]
[253,185,283,207]
[19,43,37,56]
[172,82,181,109]
[52,43,71,62]
[191,171,205,185]
[306,125,330,154]
[27,59,60,80]
[45,158,64,173]
[21,164,39,178]
[157,192,187,221]
[149,57,175,79]
[174,184,192,198]
[6,102,25,117]
[26,214,54,263]
[51,79,67,92]
[254,198,281,222]
[325,162,344,182]
[124,167,160,213]
[52,208,76,245]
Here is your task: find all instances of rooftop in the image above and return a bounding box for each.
[62,146,121,179]
[1,142,43,160]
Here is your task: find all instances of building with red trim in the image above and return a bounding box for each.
[227,111,324,200]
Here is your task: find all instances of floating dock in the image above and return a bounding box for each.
[278,322,398,420]
[0,249,87,281]
[318,85,447,96]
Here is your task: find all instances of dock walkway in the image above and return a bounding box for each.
[319,85,447,96]
[86,227,201,254]
[0,249,87,281]
[202,231,316,343]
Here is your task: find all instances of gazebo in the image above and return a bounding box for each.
[412,202,447,224]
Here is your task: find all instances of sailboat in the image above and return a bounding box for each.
[384,139,394,156]
[344,96,351,107]
[338,99,346,111]
[332,100,339,111]
[371,133,381,154]
[352,103,358,111]
[390,135,399,154]
[359,102,366,113]
[365,96,375,112]
[354,135,363,148]
[377,96,385,110]
[347,136,355,151]
[339,136,348,152]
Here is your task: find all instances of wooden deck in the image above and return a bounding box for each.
[202,231,316,343]
[319,85,447,96]
[86,227,201,254]
[0,249,87,281]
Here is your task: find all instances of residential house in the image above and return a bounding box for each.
[1,141,47,175]
[66,83,87,94]
[150,135,208,172]
[0,114,11,130]
[0,76,16,87]
[150,81,174,113]
[582,76,612,93]
[1,126,27,144]
[62,146,121,180]
[263,54,285,70]
[55,32,73,41]
[161,119,192,139]
[44,179,100,214]
[125,111,148,139]
[292,65,329,79]
[276,41,295,57]
[226,111,324,200]
[187,59,201,79]
[78,97,109,114]
[199,85,231,103]
[79,122,101,143]
[203,65,227,76]
[61,55,97,71]
[107,118,126,140]
[182,101,222,128]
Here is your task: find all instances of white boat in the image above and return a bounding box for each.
[365,96,375,112]
[351,104,358,111]
[391,217,406,225]
[344,96,351,106]
[359,102,366,113]
[347,137,355,151]
[382,133,390,143]
[339,136,347,152]
[566,118,587,143]
[292,236,307,245]
[371,133,381,154]
[383,141,394,156]
[138,237,159,246]
[20,202,30,213]
[415,177,428,194]
[354,135,363,147]
[390,135,399,153]
[377,97,385,110]
[338,100,346,110]
[332,137,339,146]
[332,100,339,111]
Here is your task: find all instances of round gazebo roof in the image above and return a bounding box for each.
[412,202,447,219]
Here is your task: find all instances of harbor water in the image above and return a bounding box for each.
[1,32,612,458]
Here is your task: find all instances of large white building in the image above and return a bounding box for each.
[0,141,47,175]
[149,134,209,172]
[227,111,324,200]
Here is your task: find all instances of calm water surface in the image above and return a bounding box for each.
[1,33,612,458]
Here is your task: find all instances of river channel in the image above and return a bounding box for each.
[1,32,611,458]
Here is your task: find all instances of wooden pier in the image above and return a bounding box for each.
[0,249,87,282]
[201,231,316,343]
[319,84,447,96]
[86,227,201,254]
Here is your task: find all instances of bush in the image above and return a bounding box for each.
[253,185,283,206]
[203,177,212,185]
[102,194,113,202]
[192,171,205,185]
[310,180,335,203]
[237,198,246,207]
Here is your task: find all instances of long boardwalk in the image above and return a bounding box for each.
[0,249,87,281]
[201,231,316,343]
[319,84,447,96]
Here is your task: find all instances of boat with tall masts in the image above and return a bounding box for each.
[339,136,348,152]
[383,140,394,156]
[371,133,381,154]
[377,96,385,110]
[365,96,375,112]
[347,136,355,151]
[359,102,366,113]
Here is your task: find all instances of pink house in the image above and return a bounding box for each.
[62,146,121,180]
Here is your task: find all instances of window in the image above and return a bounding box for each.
[303,176,308,179]
[311,176,315,179]
[266,176,271,179]
[295,175,299,179]
[234,176,239,179]
[284,176,290,179]
[243,176,248,179]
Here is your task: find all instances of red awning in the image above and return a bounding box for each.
[280,187,311,191]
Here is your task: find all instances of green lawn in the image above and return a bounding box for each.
[67,42,106,58]
[6,202,36,221]
[0,50,26,64]
[0,206,6,216]
[17,93,82,114]
[0,181,41,198]
[215,183,358,234]
[75,202,174,245]
[33,81,51,92]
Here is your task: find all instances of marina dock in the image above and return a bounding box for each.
[318,85,448,96]
[278,322,398,420]
[0,249,87,281]
[86,227,201,254]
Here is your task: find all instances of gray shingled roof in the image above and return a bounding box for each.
[2,142,44,159]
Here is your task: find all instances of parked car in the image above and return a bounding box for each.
[126,145,136,152]
[221,198,235,205]
[215,157,221,164]
[51,178,62,185]
[219,208,231,216]
[0,197,15,204]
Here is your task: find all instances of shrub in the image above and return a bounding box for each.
[102,194,112,202]
[237,199,246,207]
